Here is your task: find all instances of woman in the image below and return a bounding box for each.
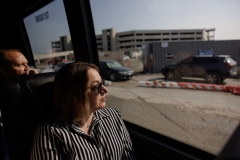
[30,61,136,160]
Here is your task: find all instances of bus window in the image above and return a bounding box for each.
[23,0,74,73]
[89,0,240,156]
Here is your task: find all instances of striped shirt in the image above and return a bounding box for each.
[30,107,137,160]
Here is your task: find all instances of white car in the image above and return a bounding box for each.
[123,55,130,60]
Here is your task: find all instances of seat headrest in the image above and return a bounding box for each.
[13,72,56,92]
[34,81,55,120]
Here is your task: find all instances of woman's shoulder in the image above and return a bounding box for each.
[96,107,122,120]
[98,107,120,115]
[37,122,69,132]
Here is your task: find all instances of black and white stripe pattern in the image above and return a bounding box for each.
[30,107,137,160]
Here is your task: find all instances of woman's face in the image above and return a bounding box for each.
[87,68,108,112]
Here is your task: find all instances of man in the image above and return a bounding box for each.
[0,49,38,80]
[0,49,38,159]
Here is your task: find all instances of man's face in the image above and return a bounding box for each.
[2,51,30,79]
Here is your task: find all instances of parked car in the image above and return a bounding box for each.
[161,55,238,84]
[54,61,74,71]
[99,60,134,81]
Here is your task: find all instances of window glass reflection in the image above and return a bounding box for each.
[90,0,240,155]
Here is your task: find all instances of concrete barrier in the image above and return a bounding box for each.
[139,80,240,95]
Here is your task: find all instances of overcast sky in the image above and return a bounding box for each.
[24,0,240,54]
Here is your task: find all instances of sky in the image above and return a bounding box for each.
[24,0,240,54]
[24,0,70,54]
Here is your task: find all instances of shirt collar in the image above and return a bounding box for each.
[94,108,110,119]
[67,108,110,134]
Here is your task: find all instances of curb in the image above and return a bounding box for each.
[139,80,240,95]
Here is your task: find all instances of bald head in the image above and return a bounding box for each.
[0,49,38,79]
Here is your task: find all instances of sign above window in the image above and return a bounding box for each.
[35,12,49,23]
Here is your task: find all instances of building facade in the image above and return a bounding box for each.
[52,28,215,53]
[96,28,215,52]
[51,35,73,52]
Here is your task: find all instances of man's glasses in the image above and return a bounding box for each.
[91,79,105,93]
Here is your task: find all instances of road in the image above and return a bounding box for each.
[105,74,240,155]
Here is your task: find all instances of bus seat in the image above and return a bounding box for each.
[0,72,56,160]
[0,80,22,160]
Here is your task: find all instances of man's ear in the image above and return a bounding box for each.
[0,67,7,76]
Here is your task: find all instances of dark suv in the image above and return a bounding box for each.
[161,55,238,84]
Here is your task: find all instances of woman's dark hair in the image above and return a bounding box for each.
[53,61,99,123]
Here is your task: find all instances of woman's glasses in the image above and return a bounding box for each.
[91,79,105,93]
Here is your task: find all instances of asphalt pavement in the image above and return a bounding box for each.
[106,73,240,155]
